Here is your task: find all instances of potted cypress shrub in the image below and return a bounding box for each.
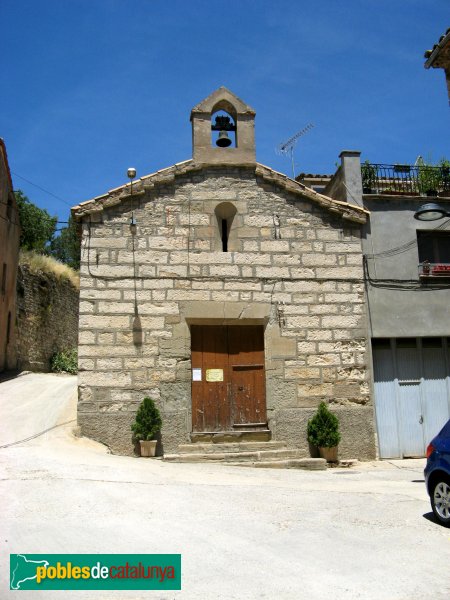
[131,397,162,457]
[307,402,341,462]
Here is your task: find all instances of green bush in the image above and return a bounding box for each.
[15,190,57,253]
[131,397,162,443]
[51,349,78,374]
[418,165,440,194]
[307,402,341,448]
[439,158,450,192]
[417,157,450,194]
[361,160,376,191]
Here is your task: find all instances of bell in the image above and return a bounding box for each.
[216,130,232,148]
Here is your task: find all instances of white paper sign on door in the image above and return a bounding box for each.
[192,368,202,381]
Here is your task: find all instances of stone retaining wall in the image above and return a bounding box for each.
[16,264,79,371]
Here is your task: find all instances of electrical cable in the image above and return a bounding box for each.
[85,217,366,283]
[11,172,73,207]
[365,218,450,259]
[363,255,450,291]
[84,214,450,293]
[78,181,450,295]
[0,212,70,230]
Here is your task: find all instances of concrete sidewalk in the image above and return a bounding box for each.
[0,372,77,447]
[0,373,448,600]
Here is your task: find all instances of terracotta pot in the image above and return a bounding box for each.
[139,440,157,457]
[319,446,338,463]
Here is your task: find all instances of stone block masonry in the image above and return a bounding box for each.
[16,264,79,372]
[75,165,376,460]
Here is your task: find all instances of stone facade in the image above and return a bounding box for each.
[73,88,376,459]
[0,139,20,372]
[16,264,79,371]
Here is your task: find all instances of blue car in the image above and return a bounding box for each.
[425,419,450,526]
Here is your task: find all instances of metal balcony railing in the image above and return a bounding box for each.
[418,262,450,278]
[361,163,450,196]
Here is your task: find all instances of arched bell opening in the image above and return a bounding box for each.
[215,202,237,252]
[191,88,256,164]
[211,101,237,148]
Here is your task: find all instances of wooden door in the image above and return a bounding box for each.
[228,326,266,426]
[191,325,266,432]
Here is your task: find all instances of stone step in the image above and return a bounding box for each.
[164,453,327,470]
[190,430,271,443]
[163,438,327,470]
[164,448,303,463]
[177,441,287,454]
[228,458,327,470]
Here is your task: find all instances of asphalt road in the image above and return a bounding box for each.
[1,373,449,600]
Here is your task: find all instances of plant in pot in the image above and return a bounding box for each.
[307,402,341,463]
[417,158,441,197]
[131,397,162,457]
[361,160,376,194]
[439,158,450,195]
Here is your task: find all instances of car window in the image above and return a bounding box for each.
[439,419,450,438]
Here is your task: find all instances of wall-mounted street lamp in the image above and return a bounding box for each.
[127,167,136,188]
[414,202,450,221]
[127,167,137,234]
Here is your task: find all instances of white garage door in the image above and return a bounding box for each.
[373,338,450,459]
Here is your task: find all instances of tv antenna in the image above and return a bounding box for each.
[277,123,315,179]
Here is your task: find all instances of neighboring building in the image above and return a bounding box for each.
[0,139,20,372]
[424,28,450,105]
[72,87,376,460]
[316,153,450,458]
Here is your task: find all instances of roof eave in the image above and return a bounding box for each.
[424,30,450,69]
[72,160,368,225]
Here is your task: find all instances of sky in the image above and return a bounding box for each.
[1,0,449,225]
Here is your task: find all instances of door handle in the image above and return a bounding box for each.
[419,415,423,424]
[238,386,244,391]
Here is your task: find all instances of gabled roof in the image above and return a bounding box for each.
[72,160,368,224]
[191,86,256,117]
